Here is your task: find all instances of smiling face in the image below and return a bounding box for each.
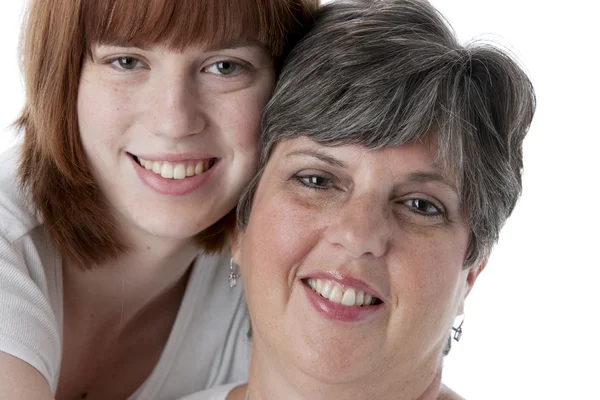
[77,43,275,245]
[234,137,483,394]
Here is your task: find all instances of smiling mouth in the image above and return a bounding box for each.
[130,153,217,180]
[303,278,383,307]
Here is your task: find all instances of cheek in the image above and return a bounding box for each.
[77,78,132,152]
[240,187,323,336]
[223,82,275,150]
[241,188,321,284]
[390,228,469,320]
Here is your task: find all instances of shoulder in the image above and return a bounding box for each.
[438,384,466,400]
[0,144,59,301]
[0,229,62,391]
[150,253,250,396]
[0,145,62,392]
[0,144,41,243]
[0,144,57,285]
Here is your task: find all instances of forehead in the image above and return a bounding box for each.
[82,0,285,56]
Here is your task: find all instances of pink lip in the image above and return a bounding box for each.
[128,154,219,196]
[299,271,384,301]
[133,152,215,163]
[303,284,383,323]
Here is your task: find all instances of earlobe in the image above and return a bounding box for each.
[455,260,486,327]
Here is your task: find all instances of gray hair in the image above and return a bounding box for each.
[238,0,536,267]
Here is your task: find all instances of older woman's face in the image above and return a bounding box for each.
[233,137,482,385]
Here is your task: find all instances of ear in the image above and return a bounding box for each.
[230,227,245,265]
[465,259,486,298]
[457,260,487,315]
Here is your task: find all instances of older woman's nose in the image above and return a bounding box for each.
[148,73,207,139]
[324,197,392,259]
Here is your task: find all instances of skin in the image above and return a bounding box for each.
[232,137,484,400]
[0,42,275,400]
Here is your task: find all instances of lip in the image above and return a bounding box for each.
[133,152,214,163]
[299,271,385,301]
[128,153,219,196]
[302,283,383,323]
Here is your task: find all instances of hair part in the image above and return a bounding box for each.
[237,0,536,268]
[16,0,319,269]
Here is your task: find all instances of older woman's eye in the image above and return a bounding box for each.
[295,175,335,190]
[403,199,443,217]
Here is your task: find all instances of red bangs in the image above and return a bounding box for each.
[82,0,299,56]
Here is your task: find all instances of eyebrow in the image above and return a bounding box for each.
[285,149,349,169]
[98,39,151,50]
[286,149,458,193]
[205,38,268,52]
[88,42,149,61]
[96,38,267,53]
[405,172,458,193]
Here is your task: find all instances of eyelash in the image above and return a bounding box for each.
[400,198,445,219]
[293,174,336,191]
[294,174,446,212]
[294,174,446,219]
[202,60,248,77]
[105,56,248,77]
[106,56,147,71]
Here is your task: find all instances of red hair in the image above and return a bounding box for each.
[17,0,319,269]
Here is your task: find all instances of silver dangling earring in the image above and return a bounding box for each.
[228,258,241,288]
[443,315,465,356]
[452,314,465,342]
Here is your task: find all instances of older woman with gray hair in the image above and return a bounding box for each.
[184,0,535,399]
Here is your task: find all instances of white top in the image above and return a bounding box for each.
[179,382,241,400]
[0,145,251,399]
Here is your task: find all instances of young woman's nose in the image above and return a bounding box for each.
[148,72,207,139]
[324,196,392,259]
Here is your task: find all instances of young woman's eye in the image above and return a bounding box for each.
[203,61,245,76]
[403,199,443,217]
[109,56,145,70]
[295,175,335,190]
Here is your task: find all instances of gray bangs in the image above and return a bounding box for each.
[259,0,468,183]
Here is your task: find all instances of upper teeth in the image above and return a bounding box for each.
[306,278,377,307]
[138,158,212,180]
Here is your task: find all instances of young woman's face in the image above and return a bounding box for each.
[77,42,275,243]
[234,137,482,391]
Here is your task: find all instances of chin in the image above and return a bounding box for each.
[275,329,383,384]
[132,212,218,242]
[296,353,378,385]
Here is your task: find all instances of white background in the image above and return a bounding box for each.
[1,1,598,398]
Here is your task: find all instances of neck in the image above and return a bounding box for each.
[246,341,444,400]
[63,229,199,328]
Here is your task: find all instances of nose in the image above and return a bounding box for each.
[147,71,206,139]
[324,196,392,258]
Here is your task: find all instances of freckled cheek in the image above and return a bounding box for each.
[78,83,134,150]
